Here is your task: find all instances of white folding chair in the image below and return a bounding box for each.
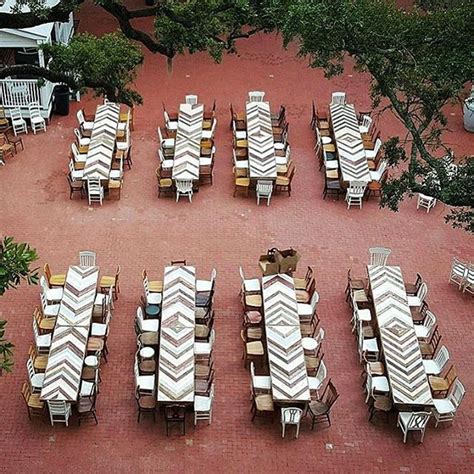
[397,411,431,443]
[280,407,303,438]
[417,193,437,213]
[256,180,273,206]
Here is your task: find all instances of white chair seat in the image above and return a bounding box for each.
[167,121,178,131]
[414,325,430,339]
[84,355,99,367]
[194,342,212,355]
[82,121,94,130]
[407,295,422,307]
[297,303,312,316]
[358,309,372,322]
[199,157,212,166]
[202,130,213,139]
[235,160,249,169]
[37,333,52,347]
[142,319,159,333]
[308,376,324,391]
[369,170,382,182]
[325,160,339,170]
[301,337,318,351]
[91,322,107,337]
[94,293,109,306]
[71,170,84,180]
[194,395,212,411]
[372,376,390,393]
[362,338,379,353]
[161,138,175,148]
[43,304,60,317]
[244,279,261,293]
[359,125,370,134]
[31,116,45,125]
[433,398,456,415]
[31,373,44,388]
[274,143,285,151]
[138,374,155,391]
[146,293,162,305]
[162,160,174,169]
[110,170,122,180]
[398,411,413,427]
[79,137,91,146]
[80,380,94,397]
[276,156,288,166]
[140,347,155,359]
[196,279,212,292]
[116,141,129,151]
[234,130,247,140]
[422,360,441,375]
[365,149,377,159]
[46,287,63,302]
[253,375,272,390]
[321,136,332,145]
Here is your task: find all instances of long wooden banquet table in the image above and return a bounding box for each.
[172,103,204,182]
[246,100,277,180]
[262,273,311,403]
[329,103,371,183]
[82,102,121,180]
[367,265,433,408]
[157,265,196,403]
[41,265,99,401]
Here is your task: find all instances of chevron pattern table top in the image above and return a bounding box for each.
[41,265,99,401]
[172,103,203,181]
[262,274,310,403]
[246,101,277,179]
[83,103,120,180]
[158,265,196,402]
[368,265,433,407]
[330,103,371,183]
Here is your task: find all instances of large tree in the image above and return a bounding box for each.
[0,237,39,374]
[278,0,474,231]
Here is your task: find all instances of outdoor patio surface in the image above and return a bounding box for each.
[0,1,473,472]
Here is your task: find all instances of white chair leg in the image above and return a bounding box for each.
[296,423,300,439]
[282,423,285,438]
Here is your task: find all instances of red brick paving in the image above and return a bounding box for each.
[0,1,473,472]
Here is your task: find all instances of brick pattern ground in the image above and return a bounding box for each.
[0,2,473,472]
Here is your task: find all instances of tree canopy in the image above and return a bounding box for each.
[0,237,39,374]
[278,0,474,231]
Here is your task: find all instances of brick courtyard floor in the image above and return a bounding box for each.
[0,2,473,472]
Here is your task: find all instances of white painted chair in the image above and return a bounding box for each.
[74,128,90,148]
[423,345,449,375]
[432,379,465,427]
[185,94,198,105]
[358,322,379,362]
[239,266,261,294]
[48,400,72,426]
[79,250,96,267]
[365,367,390,402]
[69,158,84,181]
[109,157,124,180]
[330,92,346,105]
[448,257,468,289]
[414,310,436,339]
[368,247,392,266]
[136,306,159,333]
[256,180,273,206]
[80,370,99,397]
[196,268,217,293]
[33,318,52,354]
[202,118,217,140]
[351,305,372,334]
[91,311,111,338]
[76,109,94,131]
[323,148,338,170]
[417,193,437,213]
[369,159,387,182]
[11,107,28,136]
[164,110,178,132]
[134,356,155,393]
[116,129,130,153]
[199,146,215,167]
[194,329,215,356]
[407,282,427,308]
[359,115,373,134]
[250,361,271,392]
[40,286,60,317]
[397,411,431,443]
[27,358,44,393]
[71,143,87,165]
[143,277,162,305]
[87,178,104,206]
[463,264,474,295]
[280,407,303,438]
[39,275,63,304]
[346,181,367,209]
[365,137,382,160]
[297,291,319,318]
[233,120,247,140]
[249,91,265,102]
[26,92,44,126]
[315,126,332,145]
[308,360,328,399]
[157,126,175,149]
[176,179,193,203]
[158,148,174,169]
[194,383,215,425]
[94,286,114,313]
